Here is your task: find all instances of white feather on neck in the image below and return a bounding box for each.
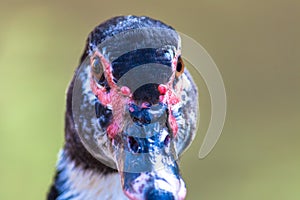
[56,150,129,200]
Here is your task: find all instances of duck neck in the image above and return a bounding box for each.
[49,150,128,200]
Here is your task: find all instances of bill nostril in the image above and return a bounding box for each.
[146,189,175,200]
[128,136,140,153]
[164,135,171,146]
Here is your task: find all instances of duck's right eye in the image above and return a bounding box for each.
[91,56,103,75]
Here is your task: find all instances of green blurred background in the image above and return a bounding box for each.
[0,0,299,199]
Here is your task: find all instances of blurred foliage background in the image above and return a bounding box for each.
[0,0,299,199]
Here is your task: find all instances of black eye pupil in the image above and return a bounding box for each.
[176,62,182,72]
[128,136,140,153]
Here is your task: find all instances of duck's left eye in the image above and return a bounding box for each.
[176,56,184,77]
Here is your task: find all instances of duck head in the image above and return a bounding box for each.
[70,16,198,200]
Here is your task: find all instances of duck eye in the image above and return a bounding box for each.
[176,56,184,77]
[91,56,103,75]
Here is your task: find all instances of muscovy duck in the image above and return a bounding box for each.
[48,15,198,200]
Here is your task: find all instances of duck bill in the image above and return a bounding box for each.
[110,100,186,199]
